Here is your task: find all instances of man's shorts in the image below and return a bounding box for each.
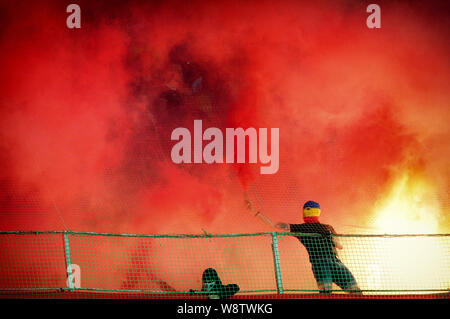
[311,258,357,290]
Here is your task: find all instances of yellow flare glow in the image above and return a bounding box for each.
[346,172,449,294]
[372,173,440,234]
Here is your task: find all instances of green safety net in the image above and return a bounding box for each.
[0,231,449,298]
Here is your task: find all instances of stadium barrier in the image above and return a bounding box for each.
[0,231,449,298]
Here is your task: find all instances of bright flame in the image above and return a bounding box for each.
[372,173,441,234]
[344,172,450,294]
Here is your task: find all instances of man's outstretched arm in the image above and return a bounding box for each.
[330,226,343,249]
[245,198,289,230]
[275,222,291,232]
[334,237,343,249]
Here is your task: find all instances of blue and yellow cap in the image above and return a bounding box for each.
[303,201,321,217]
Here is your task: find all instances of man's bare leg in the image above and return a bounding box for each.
[345,284,363,295]
[318,282,332,294]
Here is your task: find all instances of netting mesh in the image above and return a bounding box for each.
[0,231,449,299]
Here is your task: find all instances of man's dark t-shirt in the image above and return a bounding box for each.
[289,223,338,263]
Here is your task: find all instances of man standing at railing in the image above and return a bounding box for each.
[246,199,361,294]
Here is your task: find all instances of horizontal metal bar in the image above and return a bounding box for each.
[0,230,448,238]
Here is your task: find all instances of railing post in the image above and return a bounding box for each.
[271,232,284,294]
[63,231,74,291]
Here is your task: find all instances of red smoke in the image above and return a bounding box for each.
[0,0,448,236]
